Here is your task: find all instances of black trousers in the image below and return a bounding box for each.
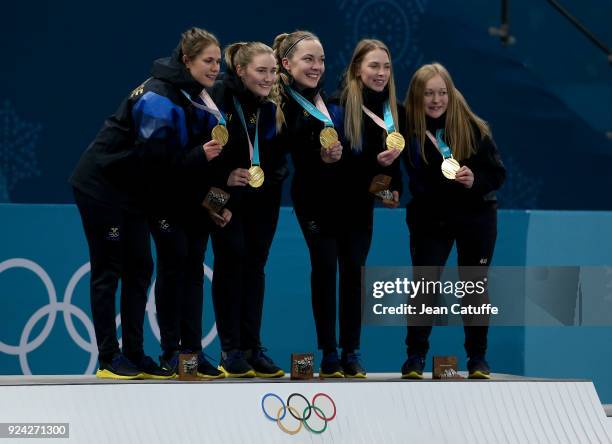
[296,214,372,352]
[405,202,497,358]
[211,185,282,352]
[150,211,210,355]
[73,188,153,362]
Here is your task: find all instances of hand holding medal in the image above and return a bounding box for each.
[321,140,342,163]
[202,139,223,161]
[454,165,474,188]
[377,149,401,167]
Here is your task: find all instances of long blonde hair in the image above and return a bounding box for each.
[341,39,399,151]
[405,62,490,163]
[224,41,283,131]
[271,31,320,131]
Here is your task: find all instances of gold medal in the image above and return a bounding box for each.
[319,127,339,150]
[248,165,265,188]
[441,157,461,180]
[386,131,405,151]
[211,124,229,147]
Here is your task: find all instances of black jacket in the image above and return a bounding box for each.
[279,83,343,231]
[69,45,215,212]
[328,87,404,229]
[209,70,287,211]
[403,113,506,212]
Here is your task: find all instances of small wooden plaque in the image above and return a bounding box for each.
[290,353,314,380]
[201,187,230,214]
[178,353,199,381]
[433,355,463,379]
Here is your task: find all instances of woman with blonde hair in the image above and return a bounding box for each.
[208,41,287,378]
[272,30,350,378]
[401,62,505,379]
[326,38,405,377]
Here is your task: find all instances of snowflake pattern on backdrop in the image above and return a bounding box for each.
[0,101,41,202]
[329,0,428,91]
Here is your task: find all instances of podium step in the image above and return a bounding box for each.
[0,374,610,443]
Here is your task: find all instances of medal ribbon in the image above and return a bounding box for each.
[181,90,227,126]
[362,101,396,134]
[426,129,452,159]
[285,86,334,127]
[232,96,260,165]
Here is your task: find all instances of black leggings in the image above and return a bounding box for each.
[405,202,497,358]
[73,188,152,362]
[296,214,372,352]
[211,186,282,352]
[150,212,210,355]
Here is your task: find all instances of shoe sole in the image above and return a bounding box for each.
[468,371,491,379]
[96,369,143,380]
[401,371,424,380]
[344,372,367,379]
[197,372,225,380]
[254,370,285,378]
[218,365,256,378]
[319,371,344,378]
[140,372,176,380]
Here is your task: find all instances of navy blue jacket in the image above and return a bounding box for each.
[70,45,216,212]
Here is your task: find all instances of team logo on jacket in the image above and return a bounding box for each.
[106,226,120,241]
[158,219,171,232]
[130,81,146,98]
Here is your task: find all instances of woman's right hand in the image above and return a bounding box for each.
[227,168,250,187]
[209,208,232,228]
[321,141,342,163]
[203,140,223,161]
[377,148,401,167]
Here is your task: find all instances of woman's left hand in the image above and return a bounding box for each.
[455,166,474,188]
[377,149,401,167]
[382,191,400,208]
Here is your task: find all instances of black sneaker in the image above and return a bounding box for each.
[246,348,285,378]
[159,351,179,376]
[341,351,366,378]
[197,351,225,379]
[96,353,143,380]
[467,356,491,379]
[401,355,425,379]
[218,350,255,378]
[319,350,344,378]
[139,355,175,380]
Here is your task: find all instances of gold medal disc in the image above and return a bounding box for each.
[386,131,405,151]
[211,125,229,146]
[248,165,265,188]
[319,127,339,150]
[441,157,461,180]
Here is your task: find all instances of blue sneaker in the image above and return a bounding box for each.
[218,350,255,378]
[401,355,425,379]
[159,351,179,377]
[467,356,491,379]
[341,351,366,378]
[319,350,343,378]
[246,348,284,378]
[197,351,224,379]
[96,353,143,380]
[139,355,174,380]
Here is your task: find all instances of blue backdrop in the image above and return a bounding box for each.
[2,206,612,402]
[1,0,611,208]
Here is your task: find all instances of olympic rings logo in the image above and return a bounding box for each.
[0,258,218,375]
[261,392,337,435]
